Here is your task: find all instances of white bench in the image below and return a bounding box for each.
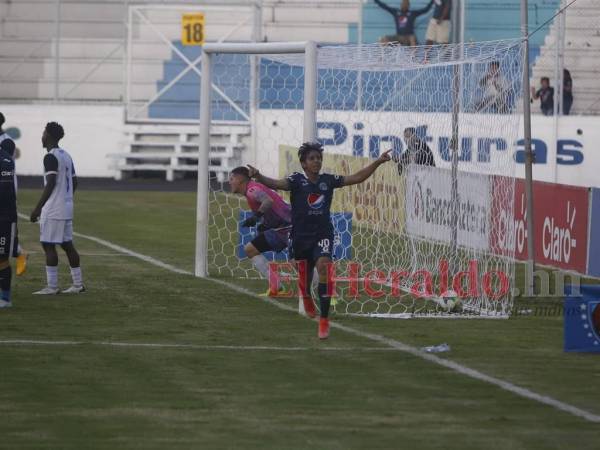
[109,123,250,181]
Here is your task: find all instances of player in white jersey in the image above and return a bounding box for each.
[0,112,28,276]
[30,122,84,294]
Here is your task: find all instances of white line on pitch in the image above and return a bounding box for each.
[22,251,136,257]
[0,339,394,352]
[15,213,600,424]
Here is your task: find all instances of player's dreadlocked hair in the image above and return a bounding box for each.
[230,166,250,179]
[45,122,65,141]
[298,142,323,162]
[0,112,5,126]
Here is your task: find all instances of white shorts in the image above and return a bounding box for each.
[40,219,73,244]
[425,18,450,44]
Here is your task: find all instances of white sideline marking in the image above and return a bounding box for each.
[17,214,192,276]
[15,214,600,423]
[0,340,393,352]
[23,251,135,257]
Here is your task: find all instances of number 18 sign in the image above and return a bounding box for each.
[181,12,204,46]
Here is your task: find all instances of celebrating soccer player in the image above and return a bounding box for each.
[30,122,85,295]
[248,142,391,339]
[229,166,292,294]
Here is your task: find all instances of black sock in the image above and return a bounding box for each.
[0,266,12,301]
[318,283,331,318]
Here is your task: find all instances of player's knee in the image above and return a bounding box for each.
[244,243,259,258]
[42,243,55,252]
[60,241,74,252]
[316,261,328,279]
[0,258,9,270]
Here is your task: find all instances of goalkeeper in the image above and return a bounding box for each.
[248,143,391,339]
[229,167,292,293]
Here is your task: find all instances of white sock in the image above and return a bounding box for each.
[70,267,83,287]
[46,266,58,289]
[251,255,269,278]
[17,244,23,255]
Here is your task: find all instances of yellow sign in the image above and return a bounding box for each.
[181,12,205,46]
[278,145,406,231]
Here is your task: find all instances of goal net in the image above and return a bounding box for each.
[201,40,523,318]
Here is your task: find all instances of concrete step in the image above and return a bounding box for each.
[543,33,600,48]
[0,57,163,83]
[2,20,126,39]
[0,79,157,102]
[42,58,163,82]
[0,39,53,58]
[533,59,600,72]
[0,37,172,60]
[270,5,359,23]
[0,81,45,99]
[37,79,124,100]
[5,1,126,22]
[263,22,348,43]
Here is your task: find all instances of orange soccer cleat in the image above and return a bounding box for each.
[16,251,28,276]
[318,317,330,340]
[302,296,317,318]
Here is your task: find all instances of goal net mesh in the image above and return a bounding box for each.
[206,40,523,317]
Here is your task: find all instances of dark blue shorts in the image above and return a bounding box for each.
[251,227,290,254]
[290,231,334,265]
[0,221,16,259]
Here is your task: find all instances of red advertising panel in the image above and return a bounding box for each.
[533,181,589,272]
[490,177,526,259]
[491,178,589,272]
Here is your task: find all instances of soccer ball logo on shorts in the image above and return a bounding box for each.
[307,193,325,209]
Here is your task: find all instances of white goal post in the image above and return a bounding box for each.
[194,40,523,318]
[196,41,318,278]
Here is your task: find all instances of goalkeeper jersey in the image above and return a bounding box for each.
[245,180,291,230]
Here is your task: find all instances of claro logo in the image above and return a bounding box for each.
[496,192,527,254]
[543,201,577,264]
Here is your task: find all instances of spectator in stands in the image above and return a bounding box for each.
[425,0,451,45]
[374,0,434,46]
[475,61,510,113]
[563,68,573,115]
[394,127,436,175]
[531,77,554,116]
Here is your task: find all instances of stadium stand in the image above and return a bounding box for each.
[351,0,559,49]
[530,0,600,114]
[0,0,130,101]
[0,0,360,102]
[1,0,597,180]
[108,123,249,182]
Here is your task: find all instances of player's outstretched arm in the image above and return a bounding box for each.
[343,149,391,186]
[247,165,291,191]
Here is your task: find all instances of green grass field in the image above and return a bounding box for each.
[1,188,599,449]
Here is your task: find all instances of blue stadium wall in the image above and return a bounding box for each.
[349,0,559,48]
